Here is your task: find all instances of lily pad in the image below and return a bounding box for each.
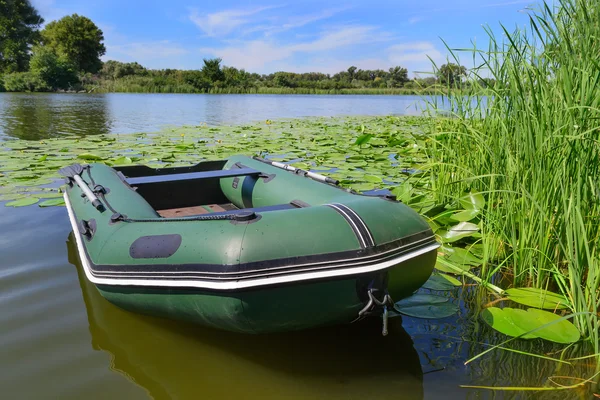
[5,197,39,207]
[505,288,569,310]
[481,307,580,343]
[450,208,481,222]
[394,293,459,319]
[112,156,133,165]
[363,174,383,183]
[77,153,104,161]
[459,192,485,210]
[511,308,580,344]
[355,134,373,146]
[442,221,479,243]
[481,307,537,339]
[392,181,414,203]
[38,198,66,207]
[439,245,482,267]
[422,273,462,290]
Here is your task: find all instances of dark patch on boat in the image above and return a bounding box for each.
[129,234,182,259]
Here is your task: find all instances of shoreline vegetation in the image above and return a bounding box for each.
[0,56,477,95]
[85,86,457,95]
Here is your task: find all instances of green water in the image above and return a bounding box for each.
[0,93,593,399]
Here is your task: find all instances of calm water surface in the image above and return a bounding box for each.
[0,93,590,399]
[0,93,427,140]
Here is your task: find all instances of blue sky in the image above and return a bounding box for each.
[31,0,536,76]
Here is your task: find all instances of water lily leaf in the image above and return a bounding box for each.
[450,208,480,222]
[77,153,104,161]
[112,156,133,165]
[395,293,448,306]
[510,308,580,344]
[5,197,39,207]
[459,192,485,210]
[34,191,63,199]
[442,221,479,243]
[355,134,373,146]
[394,293,458,319]
[481,307,537,339]
[38,198,65,207]
[505,288,569,310]
[363,174,383,183]
[349,182,376,192]
[440,245,482,267]
[392,181,414,203]
[369,138,387,146]
[422,273,462,290]
[450,192,485,221]
[435,256,470,273]
[291,162,310,170]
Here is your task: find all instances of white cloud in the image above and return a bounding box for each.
[189,6,277,37]
[203,41,293,71]
[192,6,350,39]
[388,42,443,73]
[203,25,393,72]
[105,41,188,62]
[292,25,388,52]
[408,16,424,25]
[259,7,351,37]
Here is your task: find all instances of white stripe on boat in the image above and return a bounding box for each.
[65,193,439,291]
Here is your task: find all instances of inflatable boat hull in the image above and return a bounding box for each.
[64,155,438,333]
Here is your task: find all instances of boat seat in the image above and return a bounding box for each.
[126,168,262,186]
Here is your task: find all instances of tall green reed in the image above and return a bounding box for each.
[425,0,600,352]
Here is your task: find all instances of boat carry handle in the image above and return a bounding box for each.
[253,157,339,185]
[59,164,105,211]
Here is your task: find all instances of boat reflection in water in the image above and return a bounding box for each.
[68,234,424,400]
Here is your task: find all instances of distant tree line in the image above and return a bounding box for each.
[85,58,487,94]
[0,1,490,94]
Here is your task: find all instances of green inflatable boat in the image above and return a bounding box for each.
[62,155,438,334]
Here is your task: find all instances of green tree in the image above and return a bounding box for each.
[0,0,44,73]
[41,14,106,73]
[101,60,146,80]
[437,63,467,86]
[347,66,357,80]
[201,58,225,84]
[29,45,77,89]
[2,71,48,91]
[387,66,409,87]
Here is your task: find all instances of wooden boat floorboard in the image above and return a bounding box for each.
[157,203,236,218]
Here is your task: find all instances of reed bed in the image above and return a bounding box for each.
[425,0,600,358]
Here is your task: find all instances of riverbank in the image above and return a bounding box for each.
[1,85,457,95]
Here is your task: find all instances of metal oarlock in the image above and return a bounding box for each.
[58,164,104,211]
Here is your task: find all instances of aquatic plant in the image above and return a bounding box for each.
[0,116,433,203]
[423,0,600,374]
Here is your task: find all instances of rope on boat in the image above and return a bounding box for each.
[112,213,241,223]
[355,289,395,336]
